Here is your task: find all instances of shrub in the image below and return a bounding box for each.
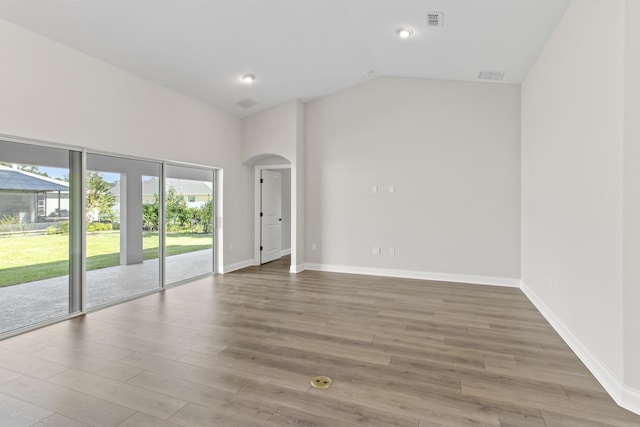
[87,222,112,232]
[0,214,19,225]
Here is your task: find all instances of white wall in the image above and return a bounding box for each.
[521,0,638,408]
[242,100,298,164]
[0,19,253,269]
[242,99,305,270]
[305,77,521,284]
[294,100,305,271]
[624,0,640,390]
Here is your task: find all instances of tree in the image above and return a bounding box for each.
[86,172,115,222]
[166,186,189,228]
[142,194,159,231]
[19,165,50,177]
[140,188,211,233]
[0,163,50,177]
[199,200,213,234]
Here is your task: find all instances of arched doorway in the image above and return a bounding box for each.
[249,155,293,270]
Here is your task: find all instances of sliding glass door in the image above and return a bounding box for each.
[0,141,78,334]
[164,164,214,285]
[85,154,162,308]
[1,140,216,336]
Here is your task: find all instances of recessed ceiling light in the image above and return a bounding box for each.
[396,27,414,39]
[241,74,255,83]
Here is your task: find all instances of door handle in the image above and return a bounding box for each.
[279,218,282,221]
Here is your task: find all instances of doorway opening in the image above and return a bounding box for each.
[253,163,291,266]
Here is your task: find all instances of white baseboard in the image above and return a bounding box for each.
[222,259,253,273]
[303,263,520,288]
[281,248,292,256]
[289,263,305,274]
[521,281,640,416]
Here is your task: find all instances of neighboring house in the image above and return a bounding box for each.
[110,177,212,211]
[0,164,69,223]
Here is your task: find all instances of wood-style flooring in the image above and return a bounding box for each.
[0,256,639,426]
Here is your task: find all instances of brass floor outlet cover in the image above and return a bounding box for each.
[311,376,332,389]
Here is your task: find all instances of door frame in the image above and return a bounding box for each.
[253,164,291,266]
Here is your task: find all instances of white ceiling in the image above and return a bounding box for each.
[0,0,571,117]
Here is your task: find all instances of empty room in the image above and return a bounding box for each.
[1,0,639,425]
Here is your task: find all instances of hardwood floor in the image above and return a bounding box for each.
[1,256,639,426]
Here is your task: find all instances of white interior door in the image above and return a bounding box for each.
[261,170,282,264]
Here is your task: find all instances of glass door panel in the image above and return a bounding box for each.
[165,164,214,285]
[0,140,74,334]
[86,154,161,308]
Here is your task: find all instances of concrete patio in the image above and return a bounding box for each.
[0,249,213,335]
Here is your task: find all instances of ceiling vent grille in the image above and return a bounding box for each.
[236,98,258,109]
[478,71,505,81]
[426,12,443,27]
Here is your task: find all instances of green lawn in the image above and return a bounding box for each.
[0,231,213,287]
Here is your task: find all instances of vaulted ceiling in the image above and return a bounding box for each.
[0,0,571,117]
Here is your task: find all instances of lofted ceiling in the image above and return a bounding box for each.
[0,0,571,117]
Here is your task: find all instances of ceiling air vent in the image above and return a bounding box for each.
[426,12,443,27]
[478,71,505,81]
[236,98,258,109]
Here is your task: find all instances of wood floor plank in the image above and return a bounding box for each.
[84,331,190,361]
[103,327,227,356]
[0,335,49,355]
[31,413,92,427]
[266,405,359,427]
[92,315,199,339]
[0,392,52,427]
[118,351,246,393]
[116,412,182,427]
[125,370,276,419]
[218,341,373,384]
[0,367,22,385]
[316,324,375,342]
[48,369,187,420]
[0,348,68,380]
[309,379,501,426]
[541,409,625,427]
[31,332,134,362]
[262,334,392,365]
[179,349,314,392]
[29,346,143,382]
[236,381,419,427]
[0,376,134,426]
[485,354,602,391]
[168,402,268,427]
[461,375,640,426]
